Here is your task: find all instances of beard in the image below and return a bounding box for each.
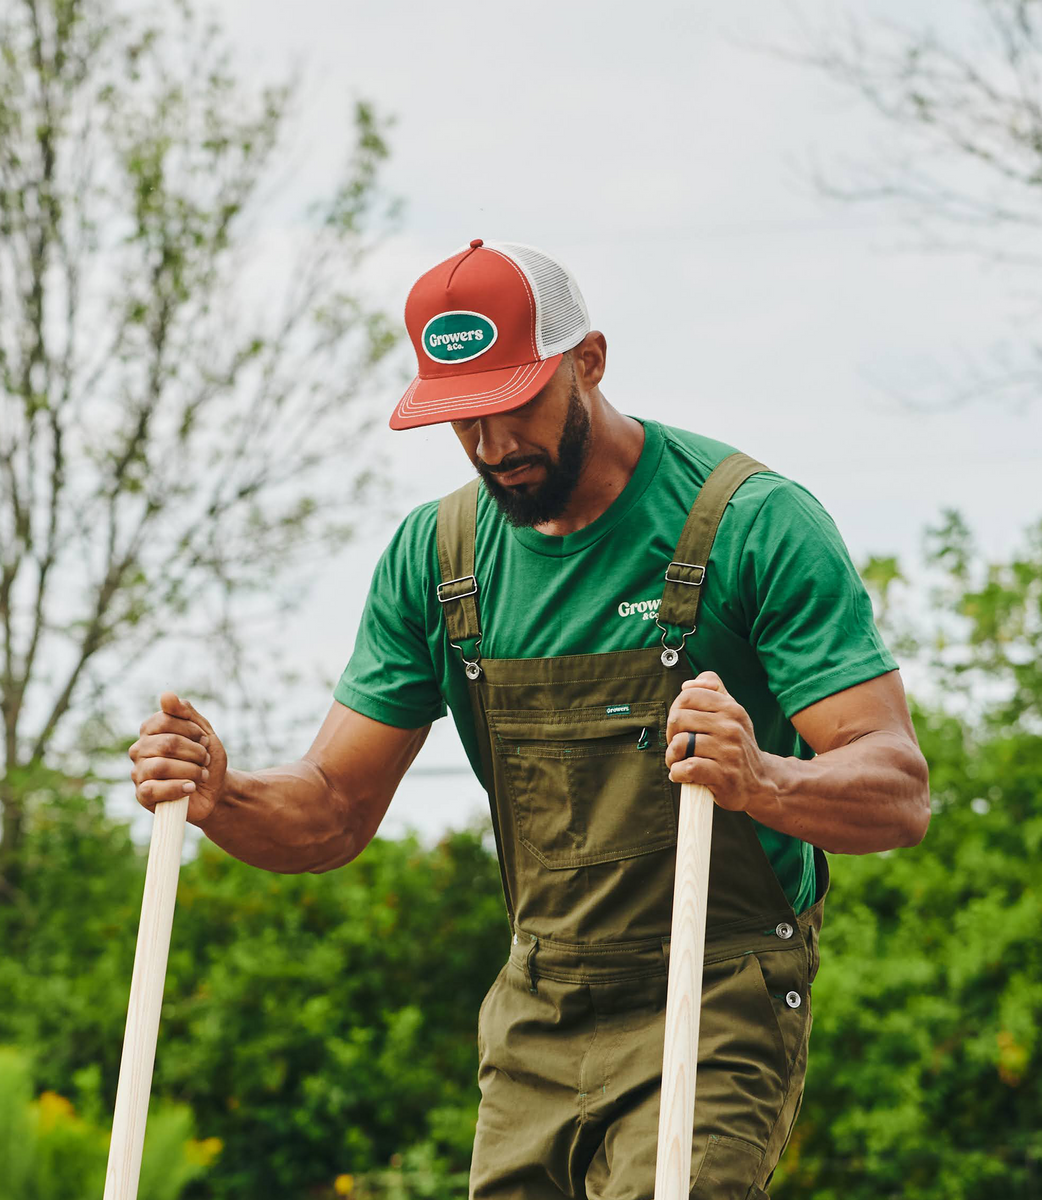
[476,385,592,528]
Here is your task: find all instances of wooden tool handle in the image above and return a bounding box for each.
[654,782,714,1200]
[103,796,189,1200]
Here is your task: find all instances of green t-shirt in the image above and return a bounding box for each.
[335,419,898,915]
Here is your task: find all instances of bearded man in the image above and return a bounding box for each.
[130,239,930,1199]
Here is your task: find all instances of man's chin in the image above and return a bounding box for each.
[480,476,561,528]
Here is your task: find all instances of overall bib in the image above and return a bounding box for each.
[436,453,830,1200]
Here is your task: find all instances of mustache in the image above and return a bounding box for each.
[479,453,549,475]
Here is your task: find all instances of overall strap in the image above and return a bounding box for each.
[657,452,768,656]
[435,479,483,675]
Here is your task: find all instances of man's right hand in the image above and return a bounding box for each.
[129,692,228,825]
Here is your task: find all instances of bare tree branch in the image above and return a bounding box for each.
[752,0,1042,411]
[0,0,400,873]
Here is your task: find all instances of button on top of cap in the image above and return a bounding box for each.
[469,238,483,248]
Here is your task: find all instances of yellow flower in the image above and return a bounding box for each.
[997,1029,1028,1086]
[333,1174,354,1195]
[184,1136,224,1167]
[37,1091,75,1132]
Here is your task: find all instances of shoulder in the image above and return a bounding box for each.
[389,479,486,547]
[375,499,443,609]
[387,497,442,557]
[655,420,740,482]
[380,484,489,599]
[652,420,804,528]
[739,475,843,539]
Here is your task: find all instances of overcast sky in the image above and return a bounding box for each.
[134,0,1042,842]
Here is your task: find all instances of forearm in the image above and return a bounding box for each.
[748,731,931,854]
[198,760,359,874]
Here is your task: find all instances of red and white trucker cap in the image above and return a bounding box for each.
[389,239,590,430]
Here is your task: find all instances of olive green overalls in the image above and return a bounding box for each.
[435,453,830,1200]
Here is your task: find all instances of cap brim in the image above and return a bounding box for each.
[389,355,562,430]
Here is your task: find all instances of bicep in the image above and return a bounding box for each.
[789,669,918,756]
[305,700,431,845]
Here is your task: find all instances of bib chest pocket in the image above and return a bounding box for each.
[487,702,678,870]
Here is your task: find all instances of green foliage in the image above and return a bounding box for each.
[0,1047,214,1200]
[0,770,505,1198]
[771,709,1042,1198]
[768,512,1042,1198]
[862,510,1042,731]
[160,826,504,1196]
[4,509,1042,1197]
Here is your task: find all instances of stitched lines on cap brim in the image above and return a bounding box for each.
[398,362,545,417]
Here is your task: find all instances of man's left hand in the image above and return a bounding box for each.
[665,671,777,812]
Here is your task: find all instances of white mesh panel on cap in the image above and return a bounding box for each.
[483,240,590,359]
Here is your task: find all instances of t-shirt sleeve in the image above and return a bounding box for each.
[333,509,447,729]
[738,480,899,718]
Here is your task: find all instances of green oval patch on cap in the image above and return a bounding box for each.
[422,310,498,365]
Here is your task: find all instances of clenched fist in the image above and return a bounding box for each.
[664,670,776,813]
[129,693,228,825]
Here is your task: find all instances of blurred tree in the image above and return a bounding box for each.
[767,512,1042,1198]
[0,0,399,884]
[0,1045,218,1200]
[159,824,504,1197]
[778,0,1042,409]
[860,508,1042,729]
[0,766,505,1198]
[772,703,1042,1199]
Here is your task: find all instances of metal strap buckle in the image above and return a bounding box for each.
[664,561,706,587]
[437,575,478,603]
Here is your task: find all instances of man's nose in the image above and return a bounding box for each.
[474,417,520,466]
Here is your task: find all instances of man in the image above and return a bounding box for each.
[130,239,930,1199]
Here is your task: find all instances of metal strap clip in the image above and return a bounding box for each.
[655,617,696,668]
[437,574,478,604]
[449,636,483,681]
[664,561,706,587]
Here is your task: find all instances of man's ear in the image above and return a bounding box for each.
[572,331,606,390]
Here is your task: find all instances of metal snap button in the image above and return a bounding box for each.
[775,922,794,940]
[465,661,482,680]
[785,991,802,1009]
[661,647,680,668]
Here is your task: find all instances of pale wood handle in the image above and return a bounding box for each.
[654,782,714,1200]
[103,796,189,1200]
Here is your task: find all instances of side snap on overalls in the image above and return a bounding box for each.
[435,453,830,1200]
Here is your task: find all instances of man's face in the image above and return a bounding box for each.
[451,360,592,528]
